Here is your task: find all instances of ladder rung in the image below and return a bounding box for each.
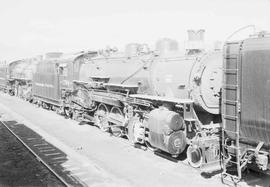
[223,130,239,135]
[223,69,238,74]
[223,84,238,89]
[223,99,238,105]
[184,118,196,122]
[222,114,238,120]
[225,55,238,59]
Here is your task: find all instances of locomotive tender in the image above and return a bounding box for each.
[222,31,270,181]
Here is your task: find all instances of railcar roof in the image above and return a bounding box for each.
[40,51,98,64]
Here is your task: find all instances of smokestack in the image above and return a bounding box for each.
[185,29,205,55]
[187,29,205,41]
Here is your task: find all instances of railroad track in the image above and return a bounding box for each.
[0,120,84,187]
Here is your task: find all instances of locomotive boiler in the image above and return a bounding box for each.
[79,40,222,118]
[75,31,222,167]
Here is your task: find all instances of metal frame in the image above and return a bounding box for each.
[222,41,243,182]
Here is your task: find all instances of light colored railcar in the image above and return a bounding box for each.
[222,32,270,182]
[8,57,41,99]
[0,63,8,92]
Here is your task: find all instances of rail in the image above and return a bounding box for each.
[0,120,71,187]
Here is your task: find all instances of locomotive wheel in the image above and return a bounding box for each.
[63,107,73,118]
[187,144,203,168]
[127,117,145,144]
[9,90,14,96]
[127,118,137,143]
[37,101,42,107]
[51,106,57,112]
[42,102,49,110]
[94,104,110,132]
[109,107,125,137]
[71,109,80,121]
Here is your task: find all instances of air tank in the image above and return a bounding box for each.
[148,108,187,155]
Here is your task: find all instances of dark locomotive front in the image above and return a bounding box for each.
[75,33,223,167]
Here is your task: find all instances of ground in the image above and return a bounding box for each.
[0,92,269,187]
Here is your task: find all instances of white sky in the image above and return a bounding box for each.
[0,0,269,60]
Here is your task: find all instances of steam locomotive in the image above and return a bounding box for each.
[0,56,41,99]
[0,30,269,182]
[69,37,222,168]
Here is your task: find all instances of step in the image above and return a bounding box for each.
[184,118,196,122]
[223,130,240,135]
[222,172,241,182]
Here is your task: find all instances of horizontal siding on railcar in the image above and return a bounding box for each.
[223,37,270,148]
[240,37,270,147]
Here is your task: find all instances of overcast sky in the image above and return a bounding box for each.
[0,0,269,60]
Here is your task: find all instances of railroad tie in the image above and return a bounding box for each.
[44,152,62,156]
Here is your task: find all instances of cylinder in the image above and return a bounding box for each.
[147,108,186,155]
